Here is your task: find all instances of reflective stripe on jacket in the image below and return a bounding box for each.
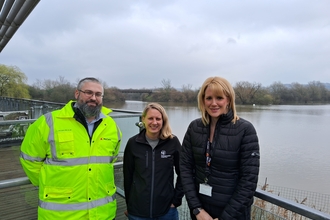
[20,101,122,220]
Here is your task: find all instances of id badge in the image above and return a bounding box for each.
[199,183,212,197]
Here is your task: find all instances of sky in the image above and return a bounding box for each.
[1,0,330,89]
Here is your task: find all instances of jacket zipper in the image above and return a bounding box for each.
[150,149,155,217]
[145,151,148,168]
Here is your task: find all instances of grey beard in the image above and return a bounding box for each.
[77,102,102,118]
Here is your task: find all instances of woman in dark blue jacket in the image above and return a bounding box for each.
[180,76,260,220]
[123,103,184,220]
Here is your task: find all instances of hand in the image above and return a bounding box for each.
[170,204,175,208]
[124,210,128,217]
[196,209,215,220]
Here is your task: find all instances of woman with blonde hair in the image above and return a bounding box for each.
[124,103,184,220]
[180,76,260,220]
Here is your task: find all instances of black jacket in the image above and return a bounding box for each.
[180,110,260,219]
[123,129,184,218]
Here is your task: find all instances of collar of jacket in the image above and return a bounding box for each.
[215,109,234,126]
[72,102,86,124]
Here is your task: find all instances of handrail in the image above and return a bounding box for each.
[255,189,330,220]
[0,110,141,123]
[1,162,329,219]
[0,176,30,189]
[0,119,35,125]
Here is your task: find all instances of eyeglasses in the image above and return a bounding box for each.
[78,90,103,98]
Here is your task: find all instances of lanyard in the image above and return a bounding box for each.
[206,140,211,167]
[204,140,212,183]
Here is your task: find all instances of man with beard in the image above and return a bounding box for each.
[20,77,122,220]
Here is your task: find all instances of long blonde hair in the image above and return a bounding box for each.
[142,103,173,139]
[197,76,239,125]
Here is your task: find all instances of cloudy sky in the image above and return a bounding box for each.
[1,0,330,89]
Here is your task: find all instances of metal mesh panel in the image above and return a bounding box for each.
[265,185,330,214]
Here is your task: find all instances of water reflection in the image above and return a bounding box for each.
[239,104,330,116]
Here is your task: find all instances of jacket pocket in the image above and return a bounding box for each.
[44,186,73,200]
[57,131,75,156]
[106,182,116,195]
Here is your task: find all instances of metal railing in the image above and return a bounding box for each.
[254,189,330,219]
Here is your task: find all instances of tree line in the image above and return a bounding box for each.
[1,64,330,105]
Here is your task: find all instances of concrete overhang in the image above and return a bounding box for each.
[0,0,40,53]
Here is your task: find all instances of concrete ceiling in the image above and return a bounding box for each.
[0,0,40,53]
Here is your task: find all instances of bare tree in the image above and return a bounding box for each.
[307,81,327,102]
[234,81,261,104]
[161,79,172,90]
[29,76,75,102]
[268,81,290,104]
[291,82,308,103]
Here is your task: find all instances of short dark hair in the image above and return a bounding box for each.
[77,77,101,90]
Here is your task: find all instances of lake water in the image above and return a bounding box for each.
[111,101,330,195]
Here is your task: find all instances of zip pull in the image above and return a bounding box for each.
[251,152,260,157]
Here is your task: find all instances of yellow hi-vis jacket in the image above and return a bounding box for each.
[20,101,122,220]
